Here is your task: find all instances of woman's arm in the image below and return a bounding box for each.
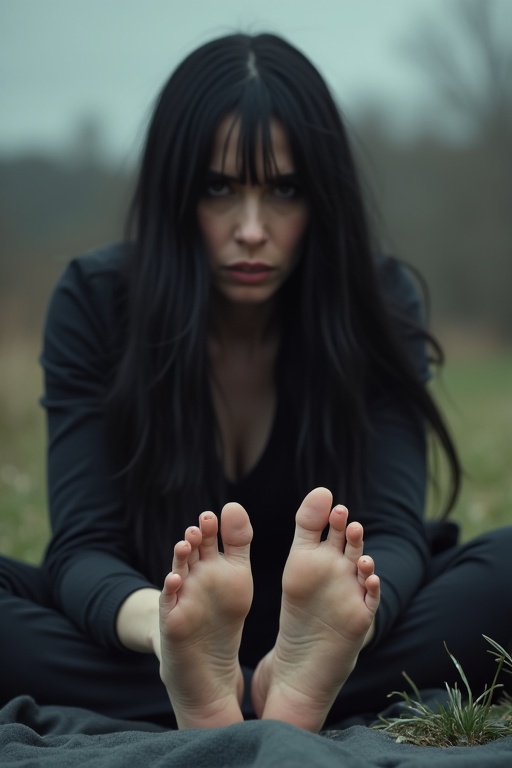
[357,256,432,646]
[358,394,429,646]
[41,247,158,651]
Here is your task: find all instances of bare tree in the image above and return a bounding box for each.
[397,0,512,337]
[401,0,512,141]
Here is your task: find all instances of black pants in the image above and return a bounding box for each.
[1,528,512,728]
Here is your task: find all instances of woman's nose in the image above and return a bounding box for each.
[234,196,268,246]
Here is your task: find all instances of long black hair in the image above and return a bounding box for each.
[107,32,461,583]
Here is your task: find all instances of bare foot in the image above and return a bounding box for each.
[159,503,253,729]
[252,487,380,732]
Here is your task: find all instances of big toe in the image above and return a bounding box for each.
[294,487,333,543]
[220,502,253,559]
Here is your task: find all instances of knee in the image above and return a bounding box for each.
[0,556,49,601]
[475,525,512,552]
[467,526,512,582]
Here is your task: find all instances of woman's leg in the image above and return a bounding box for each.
[0,556,174,725]
[326,527,512,726]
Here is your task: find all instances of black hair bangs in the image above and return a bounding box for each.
[229,81,279,184]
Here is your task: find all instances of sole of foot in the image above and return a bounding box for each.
[159,503,254,729]
[253,487,380,732]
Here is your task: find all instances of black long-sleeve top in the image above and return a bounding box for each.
[41,243,430,667]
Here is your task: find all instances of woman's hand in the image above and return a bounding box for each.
[115,588,162,657]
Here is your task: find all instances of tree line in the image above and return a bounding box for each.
[1,0,510,341]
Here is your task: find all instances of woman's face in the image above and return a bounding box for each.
[197,116,309,307]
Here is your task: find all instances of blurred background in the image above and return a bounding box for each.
[1,0,511,562]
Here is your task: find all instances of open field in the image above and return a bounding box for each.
[0,339,49,563]
[426,354,512,536]
[428,354,512,538]
[0,339,511,563]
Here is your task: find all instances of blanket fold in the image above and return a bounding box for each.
[1,696,512,767]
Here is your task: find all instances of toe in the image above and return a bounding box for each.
[161,571,182,611]
[326,505,348,549]
[220,503,253,561]
[357,555,376,589]
[357,555,374,577]
[344,522,364,566]
[172,539,192,579]
[294,487,333,545]
[364,573,380,614]
[198,512,220,560]
[184,525,202,566]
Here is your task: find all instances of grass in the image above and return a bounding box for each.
[375,636,512,747]
[0,338,511,561]
[427,354,512,539]
[0,338,49,562]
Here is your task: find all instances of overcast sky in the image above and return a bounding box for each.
[1,0,510,164]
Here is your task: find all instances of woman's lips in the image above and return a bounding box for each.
[225,262,274,284]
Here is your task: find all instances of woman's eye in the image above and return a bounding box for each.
[273,184,299,200]
[205,181,231,197]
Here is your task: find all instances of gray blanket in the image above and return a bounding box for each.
[1,696,512,767]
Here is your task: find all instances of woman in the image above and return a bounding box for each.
[1,32,511,733]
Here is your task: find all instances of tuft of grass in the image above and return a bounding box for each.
[374,636,512,747]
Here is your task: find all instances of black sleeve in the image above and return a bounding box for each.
[377,253,431,384]
[358,256,430,645]
[40,250,155,650]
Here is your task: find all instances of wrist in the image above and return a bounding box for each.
[116,587,161,654]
